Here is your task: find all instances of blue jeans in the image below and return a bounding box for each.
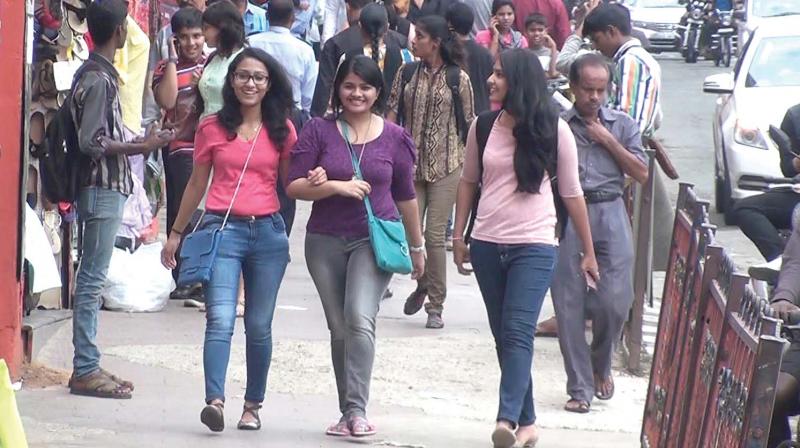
[202,214,289,404]
[73,187,127,377]
[470,240,557,427]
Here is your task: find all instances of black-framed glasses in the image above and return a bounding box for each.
[233,71,269,86]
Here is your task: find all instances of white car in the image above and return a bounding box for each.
[628,0,685,53]
[735,0,800,56]
[704,16,800,221]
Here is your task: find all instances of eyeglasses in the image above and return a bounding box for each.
[233,71,269,86]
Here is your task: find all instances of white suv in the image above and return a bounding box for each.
[704,16,800,222]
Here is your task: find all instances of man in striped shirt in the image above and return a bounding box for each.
[583,3,662,138]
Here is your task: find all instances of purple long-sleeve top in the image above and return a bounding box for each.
[288,117,418,239]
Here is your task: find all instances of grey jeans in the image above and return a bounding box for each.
[305,233,393,418]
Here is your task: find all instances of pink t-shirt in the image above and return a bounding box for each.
[194,115,297,216]
[461,112,582,245]
[474,30,529,51]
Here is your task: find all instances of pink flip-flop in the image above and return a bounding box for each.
[349,416,377,437]
[325,419,350,437]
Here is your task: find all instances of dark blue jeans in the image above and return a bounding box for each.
[470,240,557,427]
[201,213,289,404]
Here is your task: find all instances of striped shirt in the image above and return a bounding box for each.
[611,39,662,138]
[152,55,207,153]
[70,53,133,196]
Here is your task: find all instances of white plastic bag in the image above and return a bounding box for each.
[102,242,174,312]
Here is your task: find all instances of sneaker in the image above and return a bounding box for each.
[184,298,205,309]
[403,288,427,315]
[426,313,444,329]
[169,285,194,300]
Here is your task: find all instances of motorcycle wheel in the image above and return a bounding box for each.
[723,38,732,67]
[686,28,699,63]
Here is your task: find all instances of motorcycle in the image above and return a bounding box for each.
[678,0,710,63]
[710,9,736,67]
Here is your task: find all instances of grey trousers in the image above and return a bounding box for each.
[305,233,393,418]
[551,198,635,403]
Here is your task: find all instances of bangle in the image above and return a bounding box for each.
[409,245,425,253]
[171,228,183,236]
[167,57,178,64]
[451,236,463,241]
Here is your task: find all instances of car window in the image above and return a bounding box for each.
[752,0,800,18]
[745,37,800,88]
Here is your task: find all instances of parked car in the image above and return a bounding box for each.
[628,0,685,53]
[735,0,800,55]
[704,16,800,221]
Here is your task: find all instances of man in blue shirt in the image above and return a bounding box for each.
[249,0,318,119]
[232,0,268,35]
[291,0,319,39]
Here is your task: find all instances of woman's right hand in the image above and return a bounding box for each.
[489,17,500,37]
[161,233,181,270]
[453,240,473,275]
[335,180,372,200]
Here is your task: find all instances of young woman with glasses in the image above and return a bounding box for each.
[161,48,298,433]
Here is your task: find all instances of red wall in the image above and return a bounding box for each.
[0,0,27,379]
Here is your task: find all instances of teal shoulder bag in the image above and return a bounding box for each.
[340,121,413,275]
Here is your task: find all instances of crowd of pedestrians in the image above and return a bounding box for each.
[65,0,662,445]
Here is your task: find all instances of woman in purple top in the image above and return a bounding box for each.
[287,55,425,438]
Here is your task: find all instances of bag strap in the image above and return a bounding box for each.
[191,123,262,233]
[446,65,467,145]
[339,121,377,222]
[464,110,501,243]
[476,110,501,176]
[396,61,419,127]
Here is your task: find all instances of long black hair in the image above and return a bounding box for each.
[217,48,295,148]
[202,0,245,57]
[499,49,559,193]
[359,3,389,66]
[415,15,464,69]
[330,54,386,117]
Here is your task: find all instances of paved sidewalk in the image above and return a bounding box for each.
[16,205,644,447]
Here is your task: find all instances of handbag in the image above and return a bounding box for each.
[341,121,413,275]
[177,124,262,287]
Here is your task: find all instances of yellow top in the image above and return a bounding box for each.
[113,16,150,133]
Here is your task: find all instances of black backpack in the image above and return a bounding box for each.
[40,60,110,204]
[464,110,568,242]
[396,61,468,144]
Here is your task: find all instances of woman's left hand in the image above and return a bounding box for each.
[410,251,425,280]
[580,252,600,284]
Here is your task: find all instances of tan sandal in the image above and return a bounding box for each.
[237,403,262,430]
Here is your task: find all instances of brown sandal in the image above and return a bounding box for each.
[564,399,590,414]
[201,401,225,432]
[69,370,132,399]
[594,374,614,401]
